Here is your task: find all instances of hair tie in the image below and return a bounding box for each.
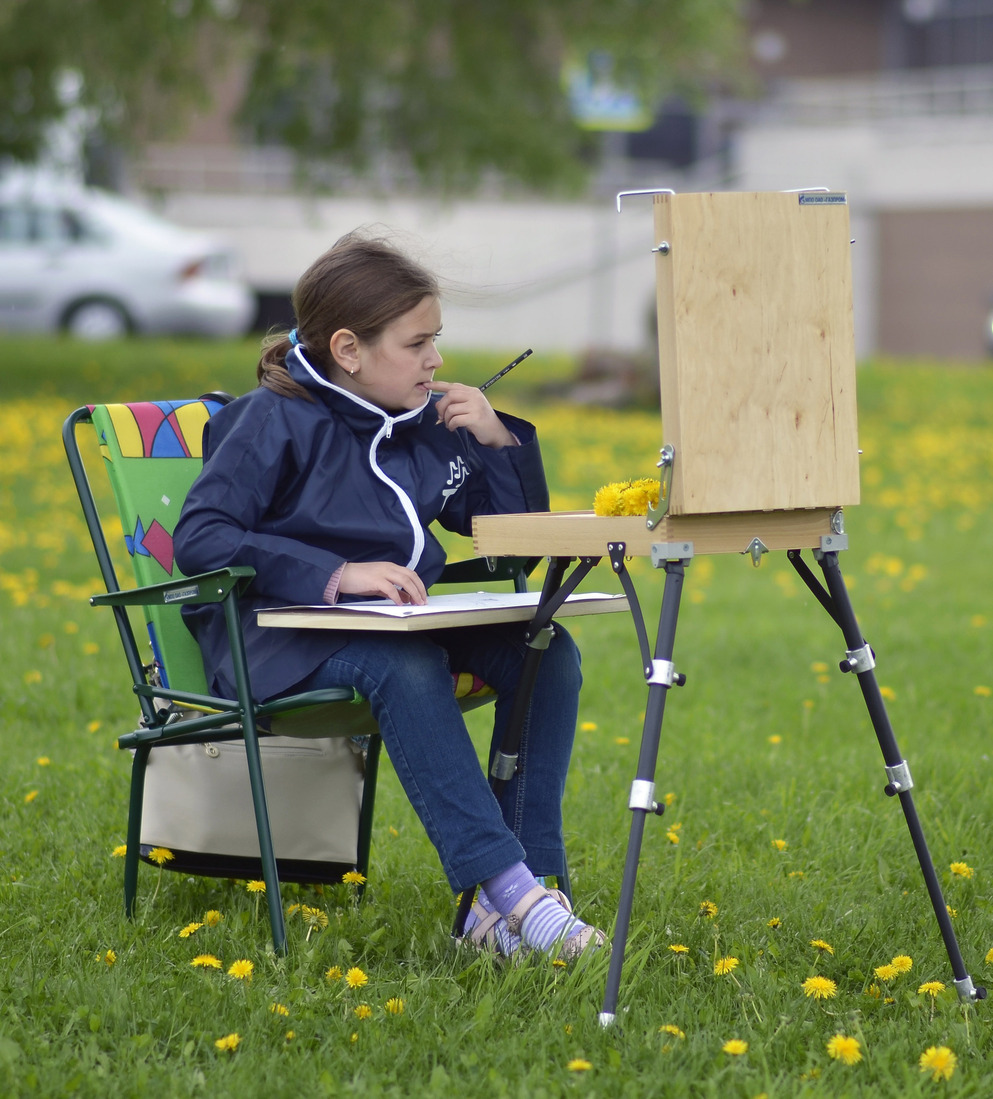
[288,328,300,346]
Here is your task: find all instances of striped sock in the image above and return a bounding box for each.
[483,862,588,954]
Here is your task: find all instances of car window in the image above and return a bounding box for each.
[0,204,98,245]
[0,205,32,244]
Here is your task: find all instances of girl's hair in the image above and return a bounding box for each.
[257,230,439,399]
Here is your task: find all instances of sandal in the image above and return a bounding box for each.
[460,896,521,957]
[504,885,608,961]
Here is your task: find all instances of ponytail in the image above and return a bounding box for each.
[256,334,313,401]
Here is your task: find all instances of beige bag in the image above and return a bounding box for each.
[139,715,369,879]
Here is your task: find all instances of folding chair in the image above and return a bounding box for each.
[63,395,538,954]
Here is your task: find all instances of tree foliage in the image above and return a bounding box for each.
[0,0,744,191]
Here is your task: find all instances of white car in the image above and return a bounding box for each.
[0,175,255,339]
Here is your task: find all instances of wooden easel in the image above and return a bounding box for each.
[474,190,985,1019]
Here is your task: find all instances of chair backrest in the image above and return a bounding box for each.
[88,398,228,694]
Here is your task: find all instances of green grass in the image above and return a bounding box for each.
[2,338,993,1096]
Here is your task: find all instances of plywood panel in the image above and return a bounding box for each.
[473,509,841,558]
[654,191,860,515]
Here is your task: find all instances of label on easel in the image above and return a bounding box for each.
[798,192,848,205]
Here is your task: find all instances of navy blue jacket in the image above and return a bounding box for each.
[174,346,549,701]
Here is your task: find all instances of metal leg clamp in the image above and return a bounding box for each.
[646,658,685,687]
[527,624,554,651]
[954,975,987,1003]
[629,778,665,816]
[884,760,914,796]
[840,643,875,674]
[491,751,518,782]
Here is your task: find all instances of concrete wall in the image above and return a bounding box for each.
[161,192,662,357]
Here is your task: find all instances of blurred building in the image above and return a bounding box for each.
[129,0,993,360]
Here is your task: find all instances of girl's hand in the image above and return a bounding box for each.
[338,562,428,605]
[431,381,517,448]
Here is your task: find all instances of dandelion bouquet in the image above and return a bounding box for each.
[593,478,661,517]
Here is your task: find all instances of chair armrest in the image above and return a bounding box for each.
[438,555,542,586]
[90,567,256,609]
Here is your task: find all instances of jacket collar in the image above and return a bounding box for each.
[287,345,431,434]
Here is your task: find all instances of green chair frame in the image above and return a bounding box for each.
[63,396,537,954]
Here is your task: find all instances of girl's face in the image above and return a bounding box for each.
[334,295,443,413]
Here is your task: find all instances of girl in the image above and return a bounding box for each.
[174,231,604,960]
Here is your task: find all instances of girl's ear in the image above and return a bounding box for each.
[329,328,360,372]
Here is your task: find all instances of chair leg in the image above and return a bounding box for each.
[124,743,151,919]
[355,735,382,892]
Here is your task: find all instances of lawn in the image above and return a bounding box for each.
[2,338,993,1097]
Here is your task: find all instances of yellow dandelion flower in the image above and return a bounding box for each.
[270,1003,290,1016]
[918,981,945,998]
[919,1045,957,1082]
[24,670,42,685]
[826,1034,862,1065]
[768,734,783,745]
[191,954,222,969]
[147,847,174,867]
[64,621,79,634]
[285,1030,295,1041]
[767,917,782,929]
[668,944,689,955]
[203,910,223,926]
[666,830,680,844]
[82,642,99,655]
[950,861,974,879]
[301,905,329,938]
[722,1039,748,1056]
[593,483,624,516]
[36,756,51,766]
[24,790,38,803]
[865,983,881,998]
[552,958,567,968]
[810,939,834,954]
[714,956,739,976]
[879,685,896,700]
[214,1033,240,1053]
[342,870,367,885]
[345,966,368,989]
[974,685,992,697]
[227,959,254,981]
[179,922,203,939]
[788,870,805,879]
[385,997,405,1015]
[245,879,266,894]
[698,900,718,919]
[566,1058,593,1072]
[890,954,913,974]
[660,1024,685,1039]
[326,965,343,981]
[947,906,958,918]
[614,736,630,745]
[985,947,993,965]
[664,792,676,806]
[874,963,898,981]
[86,720,101,733]
[772,839,788,851]
[802,976,837,999]
[579,721,598,732]
[353,1004,372,1020]
[810,661,828,674]
[102,949,117,966]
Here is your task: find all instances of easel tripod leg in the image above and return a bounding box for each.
[813,550,986,1003]
[600,554,687,1027]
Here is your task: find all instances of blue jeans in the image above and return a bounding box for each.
[293,622,582,892]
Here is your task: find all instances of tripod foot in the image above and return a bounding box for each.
[598,1012,616,1028]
